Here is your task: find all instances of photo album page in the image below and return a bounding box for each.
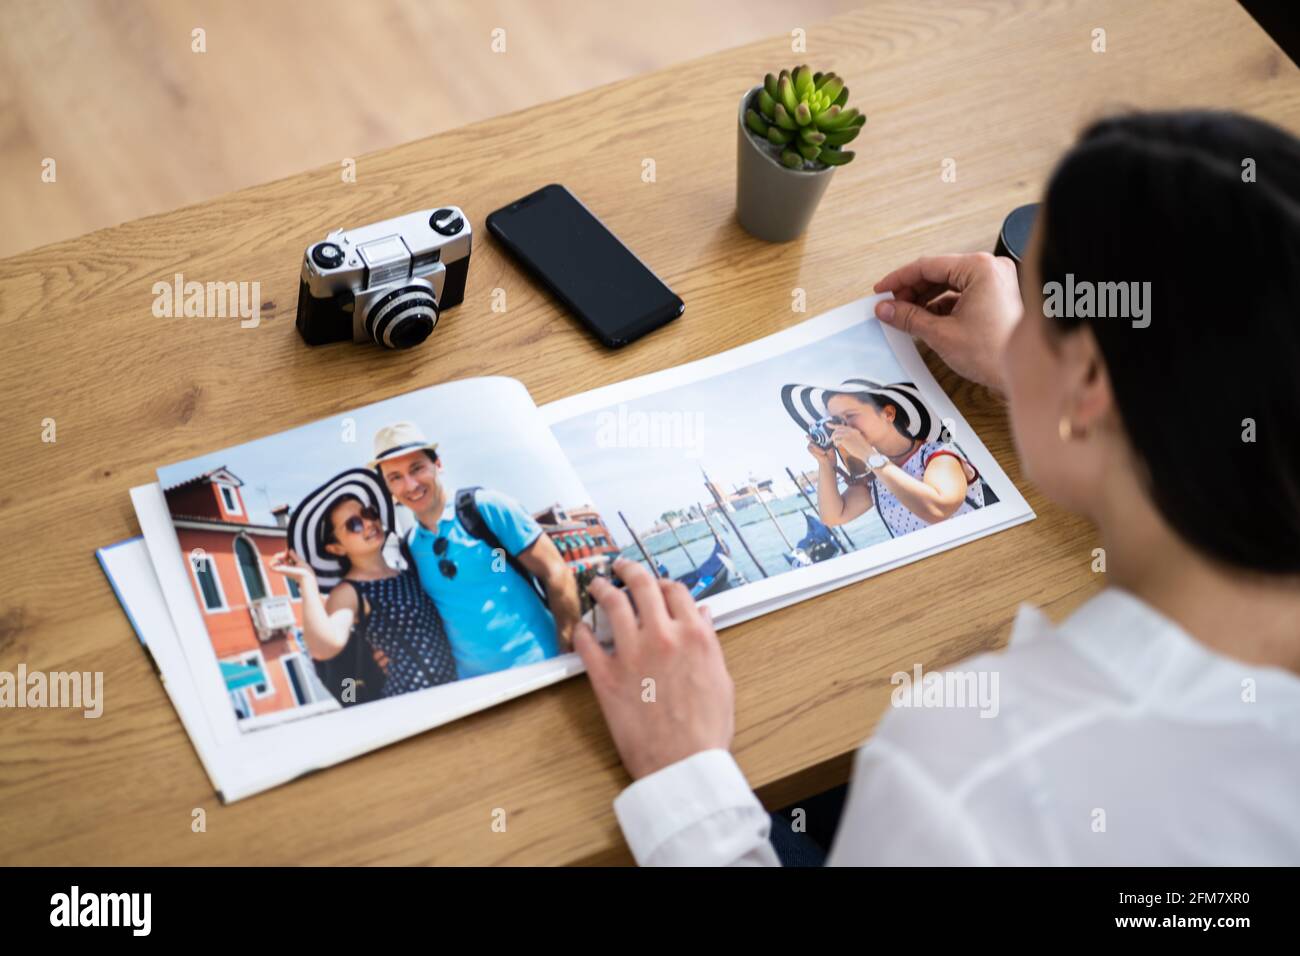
[104,292,1033,801]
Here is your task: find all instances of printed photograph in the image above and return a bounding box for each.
[548,319,1000,597]
[155,380,597,730]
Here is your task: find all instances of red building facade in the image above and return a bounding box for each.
[163,467,330,722]
[532,503,620,573]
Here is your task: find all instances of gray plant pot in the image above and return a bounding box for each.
[735,84,836,242]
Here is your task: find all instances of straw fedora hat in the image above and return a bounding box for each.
[368,421,438,470]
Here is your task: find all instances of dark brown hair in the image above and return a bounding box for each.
[1040,111,1300,572]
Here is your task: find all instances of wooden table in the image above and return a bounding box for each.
[2,0,1296,866]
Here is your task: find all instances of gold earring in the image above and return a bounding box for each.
[1058,416,1075,442]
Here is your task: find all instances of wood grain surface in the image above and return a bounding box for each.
[0,0,857,257]
[1,0,1296,866]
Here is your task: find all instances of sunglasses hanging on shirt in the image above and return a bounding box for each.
[434,535,457,579]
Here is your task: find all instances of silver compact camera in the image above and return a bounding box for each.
[295,207,472,350]
[808,415,845,449]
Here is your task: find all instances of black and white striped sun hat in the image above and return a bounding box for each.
[286,467,396,593]
[780,378,942,443]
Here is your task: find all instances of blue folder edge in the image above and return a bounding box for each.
[95,537,150,650]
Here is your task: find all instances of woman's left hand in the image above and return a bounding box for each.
[831,424,873,462]
[573,559,735,780]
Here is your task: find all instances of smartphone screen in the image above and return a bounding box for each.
[486,184,684,347]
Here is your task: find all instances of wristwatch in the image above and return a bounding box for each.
[867,452,890,472]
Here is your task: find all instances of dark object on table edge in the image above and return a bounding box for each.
[994,202,1039,269]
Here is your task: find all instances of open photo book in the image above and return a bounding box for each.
[101,293,1034,801]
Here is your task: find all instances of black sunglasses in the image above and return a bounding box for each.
[434,535,456,579]
[340,506,382,536]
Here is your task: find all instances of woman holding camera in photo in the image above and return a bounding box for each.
[273,469,457,705]
[571,110,1300,865]
[791,379,984,538]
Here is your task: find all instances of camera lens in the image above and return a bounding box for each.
[311,242,345,270]
[363,283,439,349]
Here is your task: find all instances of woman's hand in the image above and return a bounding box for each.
[807,440,837,465]
[831,424,873,462]
[573,559,735,781]
[872,252,1023,393]
[271,550,316,584]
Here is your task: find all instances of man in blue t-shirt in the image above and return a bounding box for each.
[370,422,580,678]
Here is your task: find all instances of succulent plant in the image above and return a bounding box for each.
[743,65,864,170]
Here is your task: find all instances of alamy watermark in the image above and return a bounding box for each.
[891,663,999,718]
[50,886,150,935]
[1042,273,1150,328]
[1,665,103,718]
[152,273,262,328]
[595,404,704,458]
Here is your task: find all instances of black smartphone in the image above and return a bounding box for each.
[486,184,684,348]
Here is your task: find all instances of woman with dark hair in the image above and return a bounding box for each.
[570,111,1300,865]
[273,471,457,705]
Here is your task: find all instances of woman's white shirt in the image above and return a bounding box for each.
[612,588,1300,866]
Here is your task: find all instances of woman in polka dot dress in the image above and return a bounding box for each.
[789,378,986,539]
[273,493,457,700]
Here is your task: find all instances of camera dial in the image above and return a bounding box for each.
[311,242,345,270]
[430,208,465,236]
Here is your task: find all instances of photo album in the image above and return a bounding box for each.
[98,293,1034,801]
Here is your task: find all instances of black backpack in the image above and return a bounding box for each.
[399,486,549,607]
[312,583,387,708]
